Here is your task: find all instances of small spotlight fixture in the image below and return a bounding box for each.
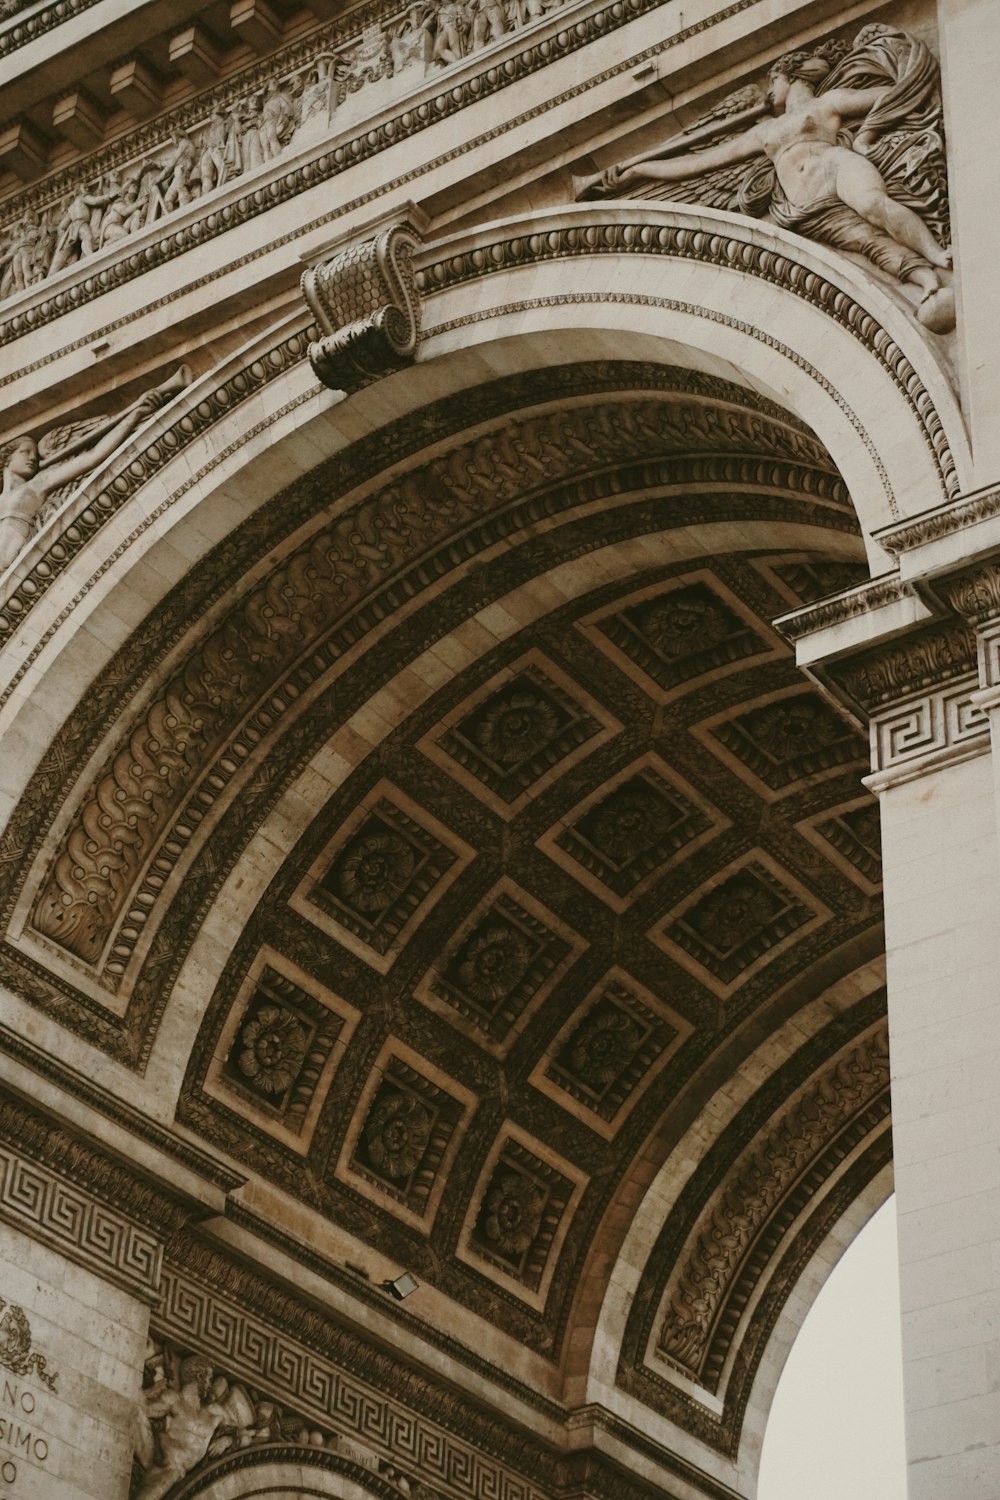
[381,1270,419,1301]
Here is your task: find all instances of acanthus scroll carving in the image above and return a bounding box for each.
[28,388,829,980]
[575,24,954,333]
[656,1026,889,1377]
[303,220,424,393]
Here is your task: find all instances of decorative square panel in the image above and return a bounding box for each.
[704,689,862,792]
[460,1131,583,1303]
[419,651,621,818]
[651,855,829,995]
[538,755,725,912]
[806,799,883,890]
[338,1046,473,1230]
[203,947,358,1154]
[290,783,474,972]
[580,572,779,701]
[530,969,694,1137]
[415,881,582,1051]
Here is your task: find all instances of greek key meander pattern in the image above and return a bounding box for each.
[158,1265,548,1500]
[0,1142,162,1297]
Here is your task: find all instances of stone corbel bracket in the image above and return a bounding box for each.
[302,217,425,394]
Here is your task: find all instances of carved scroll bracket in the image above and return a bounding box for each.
[302,209,427,394]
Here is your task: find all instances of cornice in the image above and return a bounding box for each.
[0,0,764,350]
[0,1021,246,1191]
[0,1085,192,1300]
[875,485,1000,556]
[775,574,914,642]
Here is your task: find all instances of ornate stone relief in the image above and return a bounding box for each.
[25,385,830,990]
[575,24,954,332]
[134,1334,427,1500]
[303,219,423,392]
[0,0,582,308]
[653,1023,889,1383]
[0,1297,57,1392]
[0,365,190,573]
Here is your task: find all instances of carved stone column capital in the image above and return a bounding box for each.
[302,217,424,395]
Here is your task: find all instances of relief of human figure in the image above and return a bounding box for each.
[259,79,296,160]
[0,210,45,298]
[0,366,190,574]
[48,184,118,275]
[199,111,229,194]
[574,25,955,333]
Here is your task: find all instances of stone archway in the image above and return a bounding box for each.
[0,204,967,1499]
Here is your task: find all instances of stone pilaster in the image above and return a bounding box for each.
[779,539,1000,1500]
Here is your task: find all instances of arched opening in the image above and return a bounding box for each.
[0,215,959,1496]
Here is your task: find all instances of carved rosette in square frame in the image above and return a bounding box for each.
[458,1127,584,1309]
[649,853,830,999]
[202,947,359,1153]
[577,570,782,704]
[289,781,474,972]
[537,753,727,913]
[335,1042,476,1231]
[691,683,865,802]
[417,649,622,818]
[413,878,585,1054]
[528,968,694,1139]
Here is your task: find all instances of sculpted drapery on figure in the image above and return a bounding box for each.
[0,365,190,573]
[575,25,955,333]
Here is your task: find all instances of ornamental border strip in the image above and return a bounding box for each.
[418,225,959,508]
[0,0,764,350]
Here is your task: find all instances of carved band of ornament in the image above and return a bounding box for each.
[303,221,423,392]
[137,1332,423,1500]
[27,400,828,978]
[0,1137,166,1302]
[655,1025,889,1377]
[827,620,978,715]
[416,222,957,505]
[0,323,314,652]
[0,0,765,347]
[871,678,987,775]
[876,486,1000,556]
[774,575,911,643]
[934,560,1000,625]
[0,1023,246,1190]
[157,1253,556,1500]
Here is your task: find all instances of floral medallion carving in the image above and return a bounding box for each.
[200,955,357,1152]
[415,882,582,1049]
[292,786,472,970]
[532,971,694,1135]
[422,654,618,815]
[706,689,863,793]
[540,757,724,911]
[653,857,826,992]
[345,1054,467,1222]
[589,578,772,699]
[465,1135,580,1298]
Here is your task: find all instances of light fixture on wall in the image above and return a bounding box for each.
[381,1271,419,1301]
